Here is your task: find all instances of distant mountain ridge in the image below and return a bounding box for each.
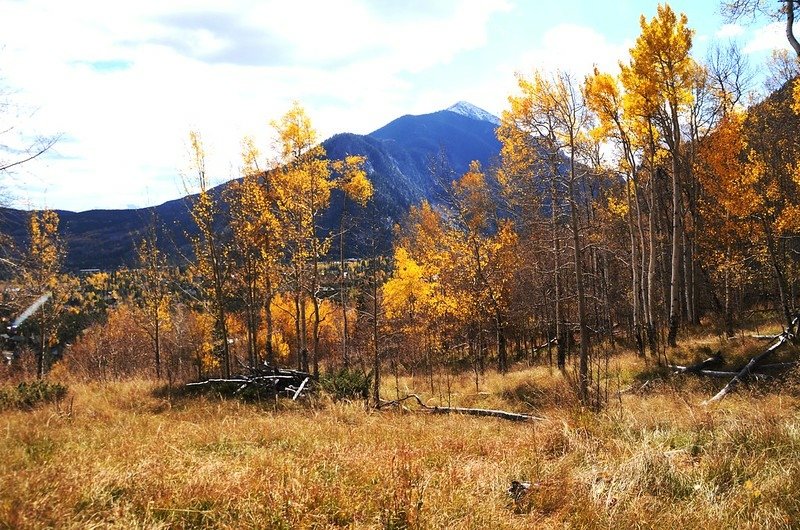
[0,102,503,270]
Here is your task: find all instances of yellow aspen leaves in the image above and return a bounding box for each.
[333,155,373,206]
[621,4,696,116]
[383,246,434,321]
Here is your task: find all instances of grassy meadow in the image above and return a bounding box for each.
[3,331,800,529]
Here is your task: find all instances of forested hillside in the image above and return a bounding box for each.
[0,103,502,270]
[2,4,800,395]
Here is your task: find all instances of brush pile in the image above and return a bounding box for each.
[670,316,800,404]
[186,363,313,400]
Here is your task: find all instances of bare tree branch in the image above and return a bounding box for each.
[0,134,60,173]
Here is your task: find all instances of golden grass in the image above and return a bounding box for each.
[2,353,800,529]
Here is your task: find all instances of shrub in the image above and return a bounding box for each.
[0,380,68,410]
[319,368,371,401]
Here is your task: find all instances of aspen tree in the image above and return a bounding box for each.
[499,70,593,402]
[135,214,172,380]
[585,69,650,356]
[722,0,800,58]
[22,210,66,378]
[271,103,331,377]
[185,131,231,377]
[225,136,282,366]
[621,4,696,347]
[331,154,372,369]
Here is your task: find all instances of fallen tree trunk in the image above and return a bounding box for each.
[532,338,558,353]
[691,369,769,380]
[670,353,724,374]
[428,405,542,422]
[672,360,796,379]
[758,361,800,370]
[751,334,780,340]
[695,362,800,378]
[379,394,543,422]
[704,317,798,405]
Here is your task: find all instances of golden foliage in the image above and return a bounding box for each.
[383,246,435,321]
[606,194,629,218]
[621,4,696,117]
[333,154,373,207]
[26,210,62,290]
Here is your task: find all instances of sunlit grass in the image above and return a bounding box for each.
[2,345,800,528]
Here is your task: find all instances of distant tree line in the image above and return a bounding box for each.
[3,4,800,409]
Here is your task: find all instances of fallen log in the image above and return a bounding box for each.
[379,394,543,422]
[704,318,798,405]
[292,377,309,401]
[186,378,249,387]
[751,334,780,340]
[428,405,543,422]
[532,338,558,353]
[695,361,800,378]
[670,353,724,374]
[759,361,800,370]
[672,357,797,379]
[692,369,769,380]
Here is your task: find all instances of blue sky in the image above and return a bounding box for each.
[0,0,790,212]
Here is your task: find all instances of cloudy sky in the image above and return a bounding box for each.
[0,0,791,212]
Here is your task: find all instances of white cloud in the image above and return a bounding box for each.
[716,23,745,39]
[516,24,631,78]
[744,22,792,54]
[0,0,510,211]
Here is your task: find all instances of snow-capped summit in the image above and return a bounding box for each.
[445,101,501,125]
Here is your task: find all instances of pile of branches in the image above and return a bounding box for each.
[670,316,799,404]
[186,363,313,401]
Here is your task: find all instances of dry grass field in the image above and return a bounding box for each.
[3,334,800,529]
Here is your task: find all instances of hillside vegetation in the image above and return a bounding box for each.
[4,3,800,527]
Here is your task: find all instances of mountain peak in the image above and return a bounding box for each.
[445,101,500,125]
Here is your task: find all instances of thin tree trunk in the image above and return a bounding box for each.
[246,262,258,366]
[207,234,230,377]
[265,287,275,366]
[340,199,350,369]
[154,311,161,379]
[668,113,683,348]
[296,281,307,371]
[372,262,381,404]
[626,173,644,355]
[312,287,321,379]
[682,229,695,327]
[497,312,508,373]
[765,222,793,332]
[646,162,658,357]
[552,180,565,370]
[568,148,590,404]
[723,247,734,337]
[38,314,46,379]
[311,213,321,378]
